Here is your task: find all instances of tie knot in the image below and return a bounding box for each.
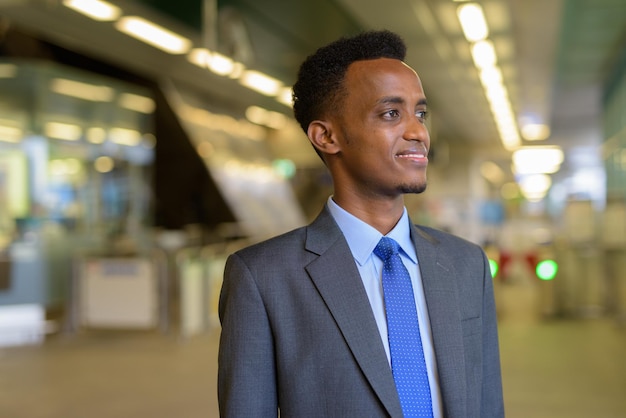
[373,237,400,262]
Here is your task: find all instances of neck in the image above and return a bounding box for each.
[331,193,405,235]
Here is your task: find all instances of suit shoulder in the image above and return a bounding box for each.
[415,225,483,252]
[232,226,307,260]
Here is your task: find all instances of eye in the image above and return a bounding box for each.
[383,109,400,119]
[416,110,429,121]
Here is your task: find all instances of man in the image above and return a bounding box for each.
[218,30,504,418]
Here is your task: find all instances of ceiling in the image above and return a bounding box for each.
[336,0,625,180]
[0,0,624,179]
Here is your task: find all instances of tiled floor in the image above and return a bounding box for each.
[1,281,625,418]
[497,281,626,418]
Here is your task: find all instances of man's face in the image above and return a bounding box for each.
[328,57,430,200]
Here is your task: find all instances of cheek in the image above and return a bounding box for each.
[340,123,397,158]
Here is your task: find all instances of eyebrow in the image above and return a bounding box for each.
[377,96,428,107]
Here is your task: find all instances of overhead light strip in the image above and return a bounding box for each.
[45,122,82,141]
[65,1,294,109]
[63,0,121,21]
[0,125,23,143]
[457,3,489,42]
[118,93,156,113]
[50,78,114,102]
[512,146,564,174]
[115,16,191,54]
[110,127,142,146]
[457,2,521,150]
[239,70,283,96]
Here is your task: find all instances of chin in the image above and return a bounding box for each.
[400,182,427,194]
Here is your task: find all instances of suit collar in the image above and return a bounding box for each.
[304,209,468,418]
[305,207,404,417]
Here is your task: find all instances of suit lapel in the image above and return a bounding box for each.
[305,209,403,417]
[412,225,467,418]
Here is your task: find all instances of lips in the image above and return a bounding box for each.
[396,143,429,161]
[397,150,427,158]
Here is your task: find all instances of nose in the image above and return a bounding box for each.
[403,114,430,146]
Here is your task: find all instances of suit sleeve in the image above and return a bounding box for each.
[480,250,505,417]
[218,253,278,417]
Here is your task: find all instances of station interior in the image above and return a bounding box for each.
[0,0,625,417]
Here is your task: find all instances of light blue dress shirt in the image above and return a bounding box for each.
[327,197,443,418]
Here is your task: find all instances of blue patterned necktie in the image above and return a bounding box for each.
[374,237,433,418]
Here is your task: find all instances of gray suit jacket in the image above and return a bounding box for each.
[218,207,504,417]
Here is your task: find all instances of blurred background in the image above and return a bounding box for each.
[0,0,624,417]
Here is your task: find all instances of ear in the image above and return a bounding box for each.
[307,120,341,156]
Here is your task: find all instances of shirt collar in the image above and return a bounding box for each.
[327,197,417,266]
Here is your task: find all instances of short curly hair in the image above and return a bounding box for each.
[292,30,407,134]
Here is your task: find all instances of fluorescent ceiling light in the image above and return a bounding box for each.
[457,3,489,42]
[63,0,121,21]
[457,2,518,151]
[239,70,283,96]
[499,131,521,151]
[485,87,509,108]
[246,106,288,130]
[119,93,155,113]
[494,106,516,125]
[86,127,107,143]
[245,106,267,125]
[188,48,245,78]
[514,162,561,175]
[50,78,114,102]
[0,125,23,142]
[479,66,503,89]
[276,87,293,107]
[497,124,518,140]
[207,52,236,76]
[228,62,246,79]
[471,40,497,69]
[497,123,518,140]
[45,122,82,141]
[110,127,142,146]
[513,146,564,174]
[519,174,552,201]
[478,69,520,150]
[209,52,246,78]
[188,48,211,67]
[521,123,551,141]
[179,104,266,141]
[264,113,288,130]
[115,16,191,54]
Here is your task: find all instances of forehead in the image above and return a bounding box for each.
[343,58,425,102]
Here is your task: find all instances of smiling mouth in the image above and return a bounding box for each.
[397,141,428,159]
[396,146,429,162]
[397,152,427,159]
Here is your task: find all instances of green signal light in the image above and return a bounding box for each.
[488,259,499,278]
[536,259,558,281]
[272,159,296,179]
